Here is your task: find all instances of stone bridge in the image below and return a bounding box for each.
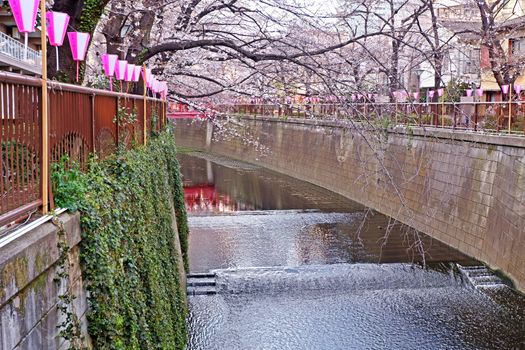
[173,116,525,292]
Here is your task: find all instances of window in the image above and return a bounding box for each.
[510,38,525,56]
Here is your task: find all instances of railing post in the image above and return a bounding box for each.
[509,84,513,133]
[91,93,96,153]
[474,102,478,132]
[40,0,49,214]
[143,64,147,145]
[441,97,445,128]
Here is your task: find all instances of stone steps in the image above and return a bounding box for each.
[187,273,217,295]
[457,264,507,289]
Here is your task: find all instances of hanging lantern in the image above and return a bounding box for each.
[466,89,473,97]
[428,90,435,100]
[115,60,128,81]
[476,88,483,98]
[8,0,39,60]
[46,11,70,71]
[101,54,118,91]
[413,92,419,100]
[132,65,142,82]
[141,68,153,89]
[161,82,168,100]
[501,84,509,94]
[514,84,522,95]
[147,72,154,89]
[437,88,444,97]
[153,79,160,95]
[125,64,135,82]
[67,32,91,82]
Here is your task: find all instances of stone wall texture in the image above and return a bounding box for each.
[173,117,525,292]
[0,213,89,350]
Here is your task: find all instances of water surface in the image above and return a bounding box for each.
[178,152,525,350]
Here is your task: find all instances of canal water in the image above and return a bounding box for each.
[178,153,525,350]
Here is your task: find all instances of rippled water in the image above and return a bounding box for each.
[178,153,525,350]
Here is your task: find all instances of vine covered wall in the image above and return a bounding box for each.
[53,131,189,349]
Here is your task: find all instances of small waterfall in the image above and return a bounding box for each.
[214,263,463,295]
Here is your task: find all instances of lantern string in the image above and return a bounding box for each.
[24,33,28,60]
[56,46,59,71]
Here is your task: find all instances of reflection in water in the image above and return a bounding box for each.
[178,153,474,270]
[178,153,525,350]
[178,153,364,213]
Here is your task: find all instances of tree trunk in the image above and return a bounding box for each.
[48,0,110,83]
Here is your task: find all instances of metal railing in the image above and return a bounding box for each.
[0,71,166,227]
[0,31,42,69]
[216,102,525,135]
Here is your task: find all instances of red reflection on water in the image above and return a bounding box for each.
[184,184,241,213]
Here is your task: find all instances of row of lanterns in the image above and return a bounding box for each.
[8,0,89,80]
[7,0,168,99]
[101,54,168,98]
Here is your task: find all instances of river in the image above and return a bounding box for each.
[178,152,525,350]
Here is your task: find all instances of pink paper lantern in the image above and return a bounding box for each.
[68,32,91,82]
[437,88,444,97]
[125,64,135,82]
[413,92,419,100]
[161,82,169,99]
[476,88,483,97]
[428,90,435,99]
[47,12,69,46]
[8,0,39,60]
[147,72,155,89]
[466,89,473,97]
[151,79,157,93]
[514,84,522,95]
[47,12,70,71]
[115,60,128,81]
[68,32,90,61]
[101,54,118,91]
[132,66,142,82]
[501,84,509,94]
[142,68,153,89]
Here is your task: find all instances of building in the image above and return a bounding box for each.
[0,3,42,75]
[480,15,525,101]
[418,20,481,93]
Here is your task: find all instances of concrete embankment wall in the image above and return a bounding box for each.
[173,117,525,291]
[0,207,186,349]
[0,213,89,349]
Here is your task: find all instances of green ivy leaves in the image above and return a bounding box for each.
[52,131,189,349]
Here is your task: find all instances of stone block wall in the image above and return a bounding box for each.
[173,117,525,291]
[0,213,89,349]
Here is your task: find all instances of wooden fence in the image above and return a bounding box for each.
[0,71,166,227]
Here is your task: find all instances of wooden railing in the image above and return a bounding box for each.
[216,102,525,134]
[0,71,166,227]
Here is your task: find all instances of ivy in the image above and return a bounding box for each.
[52,131,189,349]
[79,0,107,34]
